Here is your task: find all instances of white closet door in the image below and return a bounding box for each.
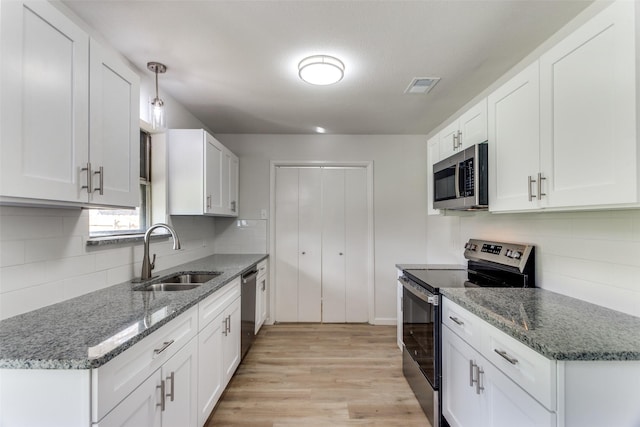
[274,168,300,322]
[322,169,347,323]
[344,168,368,322]
[298,168,322,322]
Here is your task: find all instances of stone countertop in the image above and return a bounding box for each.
[441,287,640,361]
[0,254,268,370]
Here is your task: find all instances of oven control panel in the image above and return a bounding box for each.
[464,239,533,272]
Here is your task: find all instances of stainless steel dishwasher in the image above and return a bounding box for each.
[240,268,258,359]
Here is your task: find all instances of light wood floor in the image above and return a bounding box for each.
[205,323,431,427]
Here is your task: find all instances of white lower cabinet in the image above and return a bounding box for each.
[442,325,555,427]
[197,277,242,427]
[255,259,268,334]
[96,337,198,427]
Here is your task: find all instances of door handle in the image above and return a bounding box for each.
[166,371,175,402]
[527,175,537,202]
[537,172,546,200]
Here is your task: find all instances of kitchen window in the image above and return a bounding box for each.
[88,130,151,237]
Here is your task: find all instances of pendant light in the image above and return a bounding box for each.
[147,61,167,130]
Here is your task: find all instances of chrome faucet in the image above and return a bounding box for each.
[140,223,181,281]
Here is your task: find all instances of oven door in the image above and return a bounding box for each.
[401,277,438,388]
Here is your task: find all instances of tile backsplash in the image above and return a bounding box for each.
[0,206,217,320]
[214,218,267,254]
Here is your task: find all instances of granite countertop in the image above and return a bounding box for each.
[0,254,267,370]
[441,287,640,361]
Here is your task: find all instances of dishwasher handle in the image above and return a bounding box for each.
[242,270,258,284]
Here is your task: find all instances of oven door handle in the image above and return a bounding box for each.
[400,276,438,306]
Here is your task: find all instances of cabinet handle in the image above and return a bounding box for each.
[207,195,212,210]
[494,349,519,365]
[93,166,104,195]
[261,279,266,291]
[456,131,462,149]
[157,380,166,411]
[231,200,236,212]
[449,316,464,326]
[469,360,478,387]
[153,340,175,356]
[537,172,546,200]
[81,163,93,194]
[222,318,228,336]
[226,315,231,334]
[527,175,537,202]
[166,372,175,402]
[452,133,457,150]
[476,367,485,395]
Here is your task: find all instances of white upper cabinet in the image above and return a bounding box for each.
[539,0,637,208]
[0,1,140,208]
[89,38,140,207]
[438,99,488,160]
[1,1,89,204]
[488,62,541,212]
[489,0,637,212]
[168,129,239,217]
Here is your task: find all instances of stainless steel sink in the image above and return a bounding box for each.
[142,283,203,292]
[135,271,221,291]
[160,272,221,284]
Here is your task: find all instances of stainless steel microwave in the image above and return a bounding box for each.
[433,142,488,210]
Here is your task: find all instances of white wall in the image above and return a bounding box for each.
[427,210,640,317]
[217,134,429,324]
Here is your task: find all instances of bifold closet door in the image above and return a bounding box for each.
[322,168,368,323]
[274,167,321,322]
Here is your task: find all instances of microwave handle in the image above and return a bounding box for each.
[455,163,461,198]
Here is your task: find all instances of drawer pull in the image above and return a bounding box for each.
[153,340,175,356]
[449,316,464,326]
[494,349,518,365]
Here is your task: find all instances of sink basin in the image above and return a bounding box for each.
[135,271,221,291]
[160,272,221,284]
[141,283,203,292]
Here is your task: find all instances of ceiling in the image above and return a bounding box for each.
[62,0,593,135]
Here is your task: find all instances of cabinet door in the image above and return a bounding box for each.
[442,325,485,427]
[427,135,441,216]
[222,297,241,385]
[540,0,636,208]
[488,62,541,212]
[205,135,223,214]
[89,38,140,208]
[459,99,488,150]
[229,153,239,215]
[95,371,162,427]
[0,0,89,203]
[162,338,198,427]
[439,120,460,160]
[481,358,556,427]
[255,273,267,334]
[197,313,224,427]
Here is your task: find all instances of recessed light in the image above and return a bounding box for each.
[315,126,327,134]
[298,55,345,86]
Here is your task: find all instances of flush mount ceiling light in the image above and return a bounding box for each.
[298,55,345,86]
[147,61,167,130]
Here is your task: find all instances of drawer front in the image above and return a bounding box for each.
[92,306,198,423]
[442,297,482,350]
[257,259,268,279]
[198,277,241,331]
[481,322,556,411]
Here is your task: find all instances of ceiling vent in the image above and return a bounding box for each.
[404,77,440,95]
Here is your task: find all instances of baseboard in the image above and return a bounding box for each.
[373,317,397,326]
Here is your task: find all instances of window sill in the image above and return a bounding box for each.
[86,233,170,247]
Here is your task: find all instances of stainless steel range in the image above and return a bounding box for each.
[400,239,535,427]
